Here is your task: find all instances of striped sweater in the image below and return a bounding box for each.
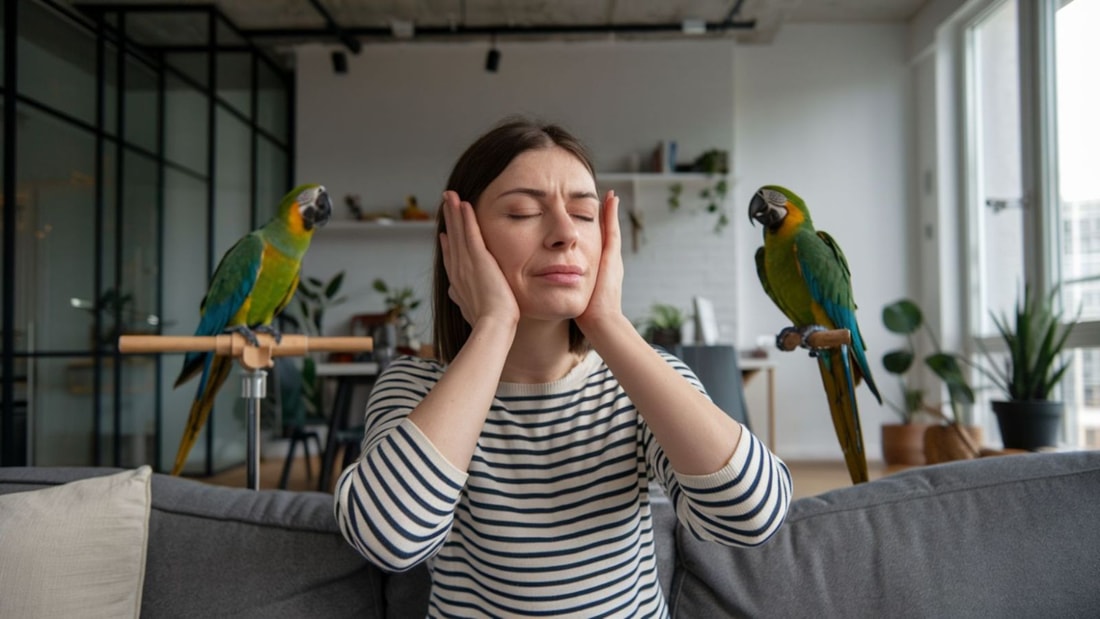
[334,349,792,618]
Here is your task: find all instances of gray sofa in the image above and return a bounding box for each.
[2,450,1098,617]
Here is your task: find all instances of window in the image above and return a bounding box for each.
[963,0,1100,449]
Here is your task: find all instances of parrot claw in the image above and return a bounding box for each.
[226,325,261,347]
[800,325,829,357]
[776,327,801,351]
[253,324,283,344]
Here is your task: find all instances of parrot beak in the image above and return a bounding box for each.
[302,187,333,230]
[749,189,786,229]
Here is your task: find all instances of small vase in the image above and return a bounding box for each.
[924,424,983,464]
[881,423,931,467]
[992,400,1063,451]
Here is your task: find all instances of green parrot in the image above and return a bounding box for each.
[749,185,881,484]
[171,184,332,475]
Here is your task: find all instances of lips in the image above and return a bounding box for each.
[536,265,584,285]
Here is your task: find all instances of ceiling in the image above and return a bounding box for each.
[62,0,929,65]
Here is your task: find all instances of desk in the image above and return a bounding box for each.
[316,362,379,492]
[739,357,777,453]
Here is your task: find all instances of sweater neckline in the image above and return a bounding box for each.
[495,349,602,397]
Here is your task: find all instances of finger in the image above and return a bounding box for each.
[441,193,464,272]
[603,190,621,253]
[459,200,486,254]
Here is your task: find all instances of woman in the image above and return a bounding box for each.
[335,118,791,617]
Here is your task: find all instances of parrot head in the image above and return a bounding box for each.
[298,184,332,230]
[749,185,812,231]
[280,184,332,231]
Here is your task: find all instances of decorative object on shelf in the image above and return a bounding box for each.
[880,298,978,465]
[372,278,423,352]
[342,193,398,223]
[690,149,729,175]
[972,285,1079,451]
[345,193,363,219]
[401,195,431,221]
[639,303,687,351]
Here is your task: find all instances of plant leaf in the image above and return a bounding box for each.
[882,350,914,374]
[882,299,922,334]
[926,353,974,405]
[324,272,344,299]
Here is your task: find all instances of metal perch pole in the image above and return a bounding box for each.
[118,334,373,490]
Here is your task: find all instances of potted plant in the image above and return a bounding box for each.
[281,271,349,419]
[881,299,978,465]
[973,286,1078,451]
[640,303,687,351]
[372,278,422,353]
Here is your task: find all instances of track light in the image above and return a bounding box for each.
[331,50,348,74]
[485,34,500,73]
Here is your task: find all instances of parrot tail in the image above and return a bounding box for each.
[174,351,206,389]
[171,355,233,476]
[818,346,869,484]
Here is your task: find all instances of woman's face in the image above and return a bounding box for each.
[475,146,602,322]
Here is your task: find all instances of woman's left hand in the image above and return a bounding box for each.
[576,190,626,335]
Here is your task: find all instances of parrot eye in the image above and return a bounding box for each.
[763,190,786,206]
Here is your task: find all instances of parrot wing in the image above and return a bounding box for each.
[755,246,784,316]
[174,233,265,389]
[796,230,881,403]
[793,229,877,485]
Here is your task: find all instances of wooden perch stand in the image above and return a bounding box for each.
[777,327,851,352]
[118,333,373,490]
[119,333,373,370]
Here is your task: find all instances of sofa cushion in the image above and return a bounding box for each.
[0,466,383,619]
[670,451,1100,618]
[0,466,152,618]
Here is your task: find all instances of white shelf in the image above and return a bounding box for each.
[322,219,436,234]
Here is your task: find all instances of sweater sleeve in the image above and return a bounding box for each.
[645,351,792,547]
[333,358,468,572]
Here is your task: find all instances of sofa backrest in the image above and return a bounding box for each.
[670,450,1100,618]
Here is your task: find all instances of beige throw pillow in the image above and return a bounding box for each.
[0,466,152,618]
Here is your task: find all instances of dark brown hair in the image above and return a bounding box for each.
[432,117,596,363]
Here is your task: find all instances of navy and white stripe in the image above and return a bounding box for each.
[335,349,792,618]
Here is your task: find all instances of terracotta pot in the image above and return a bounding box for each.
[992,400,1063,450]
[924,424,983,464]
[881,423,932,466]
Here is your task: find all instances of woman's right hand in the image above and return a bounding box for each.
[439,190,520,328]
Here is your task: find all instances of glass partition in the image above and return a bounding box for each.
[15,105,98,354]
[217,52,252,117]
[164,70,208,176]
[4,1,292,471]
[17,1,97,126]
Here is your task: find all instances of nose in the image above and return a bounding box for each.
[544,205,579,250]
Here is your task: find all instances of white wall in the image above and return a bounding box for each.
[295,40,738,342]
[296,25,913,461]
[733,23,911,459]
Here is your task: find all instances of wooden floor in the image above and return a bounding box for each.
[199,454,889,498]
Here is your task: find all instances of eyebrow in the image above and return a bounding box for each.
[496,187,600,202]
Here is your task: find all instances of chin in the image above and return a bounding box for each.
[520,299,588,322]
